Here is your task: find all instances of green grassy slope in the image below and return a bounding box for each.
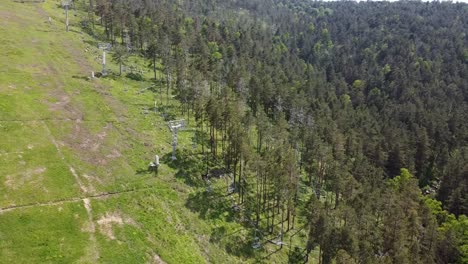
[0,1,300,263]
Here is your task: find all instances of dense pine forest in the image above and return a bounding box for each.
[77,0,468,263]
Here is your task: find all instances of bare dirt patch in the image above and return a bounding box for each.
[151,254,167,264]
[81,198,100,262]
[4,167,46,190]
[81,173,101,193]
[106,149,122,159]
[69,166,90,194]
[37,61,83,120]
[45,90,83,119]
[82,198,95,232]
[64,121,121,166]
[0,9,24,27]
[48,94,69,111]
[97,212,137,240]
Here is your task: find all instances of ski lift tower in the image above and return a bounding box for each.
[168,120,186,160]
[98,43,111,76]
[61,0,71,32]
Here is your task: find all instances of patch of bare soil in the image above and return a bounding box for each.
[64,121,121,166]
[68,166,89,194]
[81,198,96,233]
[81,198,100,262]
[97,212,137,240]
[0,9,26,27]
[4,167,46,189]
[39,65,83,119]
[48,93,69,111]
[151,254,167,264]
[106,149,122,159]
[38,60,83,120]
[82,173,103,192]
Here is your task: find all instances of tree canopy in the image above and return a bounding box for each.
[83,0,468,262]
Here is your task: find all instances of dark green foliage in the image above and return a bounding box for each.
[111,45,128,76]
[125,72,144,81]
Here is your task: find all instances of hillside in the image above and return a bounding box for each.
[0,1,290,263]
[1,0,467,263]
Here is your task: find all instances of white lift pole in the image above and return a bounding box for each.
[168,120,186,160]
[62,0,70,32]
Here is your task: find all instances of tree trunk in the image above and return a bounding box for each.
[280,208,284,250]
[153,55,157,80]
[271,202,275,234]
[121,21,124,45]
[256,168,260,226]
[109,14,114,44]
[89,0,94,29]
[335,191,339,209]
[318,246,322,264]
[166,71,170,106]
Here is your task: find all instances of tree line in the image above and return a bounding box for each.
[79,0,467,263]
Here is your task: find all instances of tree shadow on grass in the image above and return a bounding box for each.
[209,214,287,259]
[185,190,236,221]
[72,75,90,81]
[161,146,264,258]
[185,182,265,258]
[136,166,158,176]
[136,168,149,175]
[82,39,99,47]
[210,226,261,258]
[161,149,206,187]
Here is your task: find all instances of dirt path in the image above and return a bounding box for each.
[82,198,99,262]
[42,120,90,194]
[0,186,153,214]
